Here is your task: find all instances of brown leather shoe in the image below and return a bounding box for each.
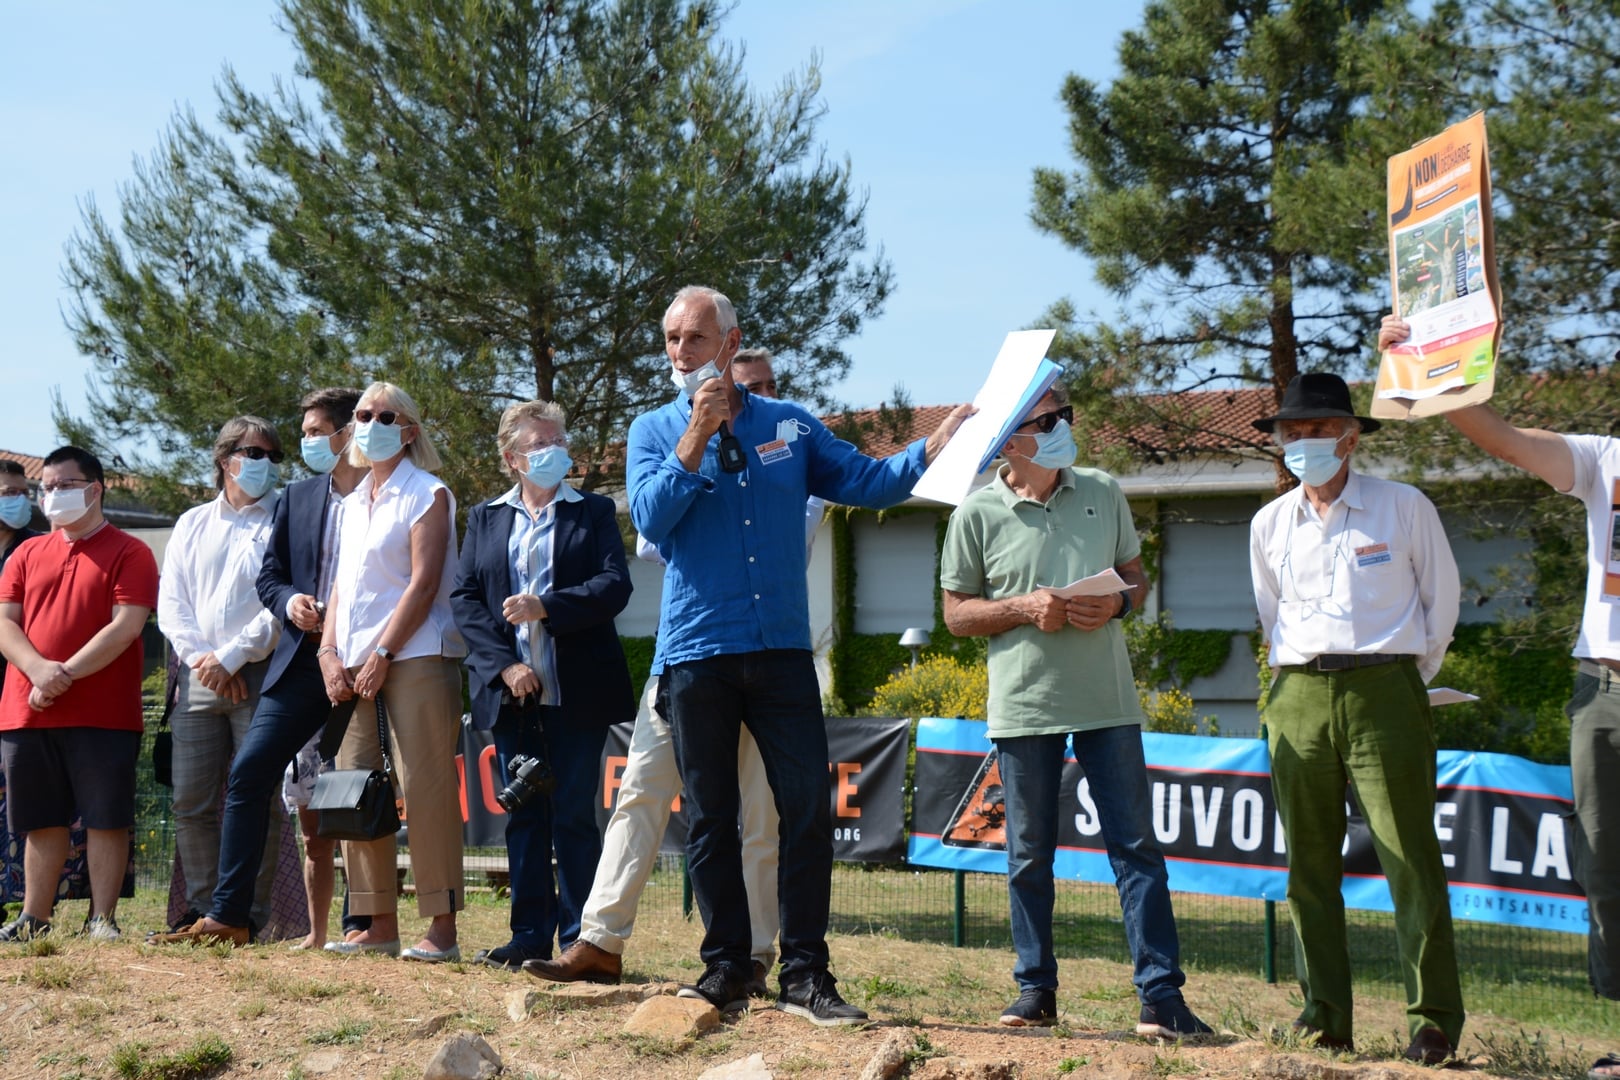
[149,917,250,948]
[1291,1019,1354,1053]
[522,940,621,984]
[1403,1026,1454,1066]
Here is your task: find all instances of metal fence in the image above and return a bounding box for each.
[122,724,1616,1036]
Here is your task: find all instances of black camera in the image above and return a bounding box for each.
[495,753,556,812]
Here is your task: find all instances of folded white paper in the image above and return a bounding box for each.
[1427,687,1481,707]
[1042,568,1129,598]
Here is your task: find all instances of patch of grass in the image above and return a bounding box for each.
[623,1034,691,1059]
[226,969,343,1000]
[776,1052,828,1074]
[305,1019,372,1046]
[1475,1028,1591,1080]
[1150,1049,1198,1077]
[109,1034,232,1080]
[26,957,86,990]
[22,934,60,957]
[1050,1019,1074,1039]
[1078,982,1135,1002]
[1057,1057,1090,1074]
[903,1032,937,1067]
[235,998,267,1020]
[850,973,924,1000]
[940,964,988,993]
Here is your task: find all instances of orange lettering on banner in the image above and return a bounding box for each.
[835,762,861,818]
[455,754,470,822]
[479,744,505,816]
[604,756,628,809]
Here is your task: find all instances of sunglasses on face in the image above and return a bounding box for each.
[354,409,402,426]
[1015,405,1073,435]
[231,446,286,463]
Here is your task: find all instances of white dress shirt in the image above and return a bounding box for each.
[331,457,466,665]
[158,490,281,675]
[1249,470,1460,682]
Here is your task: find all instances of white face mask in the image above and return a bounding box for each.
[42,486,91,527]
[670,346,731,399]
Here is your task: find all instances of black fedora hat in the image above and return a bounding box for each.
[1252,372,1381,434]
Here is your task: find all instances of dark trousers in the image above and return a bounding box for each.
[493,703,607,954]
[663,648,827,983]
[211,645,364,934]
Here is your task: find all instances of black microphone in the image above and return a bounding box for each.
[717,421,747,473]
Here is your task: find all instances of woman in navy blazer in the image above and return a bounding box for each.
[451,400,634,970]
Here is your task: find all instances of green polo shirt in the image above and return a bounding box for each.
[940,465,1144,739]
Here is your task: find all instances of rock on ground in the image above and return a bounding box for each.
[622,994,722,1039]
[857,1029,916,1080]
[422,1032,503,1080]
[697,1052,772,1079]
[910,1057,1019,1080]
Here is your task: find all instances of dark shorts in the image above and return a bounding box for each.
[1,727,141,832]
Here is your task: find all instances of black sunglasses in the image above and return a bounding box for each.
[1015,405,1073,435]
[231,446,286,464]
[354,409,401,426]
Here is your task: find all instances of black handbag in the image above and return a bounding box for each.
[309,694,400,841]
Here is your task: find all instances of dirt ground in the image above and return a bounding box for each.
[0,893,1606,1079]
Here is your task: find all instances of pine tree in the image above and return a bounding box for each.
[63,0,890,507]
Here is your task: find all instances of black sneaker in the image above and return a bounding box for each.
[146,907,203,941]
[1137,995,1213,1038]
[677,963,750,1013]
[999,987,1057,1027]
[745,959,771,999]
[776,970,868,1027]
[474,941,549,971]
[0,913,51,942]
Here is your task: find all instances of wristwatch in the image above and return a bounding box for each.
[375,645,396,661]
[1112,591,1134,620]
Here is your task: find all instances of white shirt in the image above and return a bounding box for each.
[331,457,466,665]
[494,482,584,705]
[157,490,281,675]
[1249,470,1459,682]
[1561,434,1620,660]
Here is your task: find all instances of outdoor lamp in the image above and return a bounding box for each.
[900,627,931,669]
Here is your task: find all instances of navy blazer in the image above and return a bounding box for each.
[451,488,635,732]
[256,475,334,693]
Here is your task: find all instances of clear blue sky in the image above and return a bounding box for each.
[1,1,1146,457]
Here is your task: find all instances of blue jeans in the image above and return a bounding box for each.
[663,649,828,982]
[209,647,328,930]
[493,703,608,954]
[996,723,1185,1003]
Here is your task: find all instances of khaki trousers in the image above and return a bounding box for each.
[337,657,464,918]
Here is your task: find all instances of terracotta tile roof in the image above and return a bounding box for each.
[822,388,1279,458]
[0,450,44,481]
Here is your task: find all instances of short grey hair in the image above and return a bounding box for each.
[665,285,738,334]
[497,400,568,476]
[732,348,772,368]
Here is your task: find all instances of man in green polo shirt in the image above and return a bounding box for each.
[940,385,1210,1038]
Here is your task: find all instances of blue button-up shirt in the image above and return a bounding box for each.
[627,390,927,670]
[493,481,583,705]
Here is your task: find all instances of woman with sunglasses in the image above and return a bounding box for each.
[316,382,468,962]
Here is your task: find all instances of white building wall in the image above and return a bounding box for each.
[850,513,939,635]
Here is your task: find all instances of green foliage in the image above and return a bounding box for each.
[1126,614,1233,688]
[109,1035,232,1080]
[1139,684,1219,736]
[62,0,891,510]
[619,635,655,693]
[1432,623,1572,763]
[868,655,987,721]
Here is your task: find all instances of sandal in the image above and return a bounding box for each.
[1590,1053,1620,1080]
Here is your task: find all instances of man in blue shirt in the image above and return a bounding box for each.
[627,285,970,1024]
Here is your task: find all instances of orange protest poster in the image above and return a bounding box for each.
[1372,112,1501,420]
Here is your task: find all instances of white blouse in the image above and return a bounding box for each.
[331,456,466,664]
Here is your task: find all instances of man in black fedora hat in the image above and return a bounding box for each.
[1248,372,1464,1063]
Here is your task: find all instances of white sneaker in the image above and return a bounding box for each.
[82,915,122,942]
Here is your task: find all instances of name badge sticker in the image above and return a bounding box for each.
[756,439,793,466]
[1354,542,1392,568]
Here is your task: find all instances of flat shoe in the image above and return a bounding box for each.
[402,943,461,963]
[324,938,401,956]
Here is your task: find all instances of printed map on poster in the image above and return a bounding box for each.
[1372,112,1501,419]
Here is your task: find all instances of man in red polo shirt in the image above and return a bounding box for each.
[0,446,158,942]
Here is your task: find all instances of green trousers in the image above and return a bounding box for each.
[1567,668,1620,1000]
[1266,658,1464,1045]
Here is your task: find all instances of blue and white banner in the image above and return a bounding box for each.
[907,718,1585,935]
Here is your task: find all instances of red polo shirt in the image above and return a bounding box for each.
[0,525,159,732]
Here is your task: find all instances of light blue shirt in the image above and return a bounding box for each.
[494,481,583,705]
[627,390,927,670]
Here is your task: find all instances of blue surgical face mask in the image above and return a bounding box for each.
[1025,420,1077,470]
[301,432,340,474]
[354,419,405,462]
[1283,434,1349,487]
[522,445,572,489]
[233,456,278,499]
[0,494,31,530]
